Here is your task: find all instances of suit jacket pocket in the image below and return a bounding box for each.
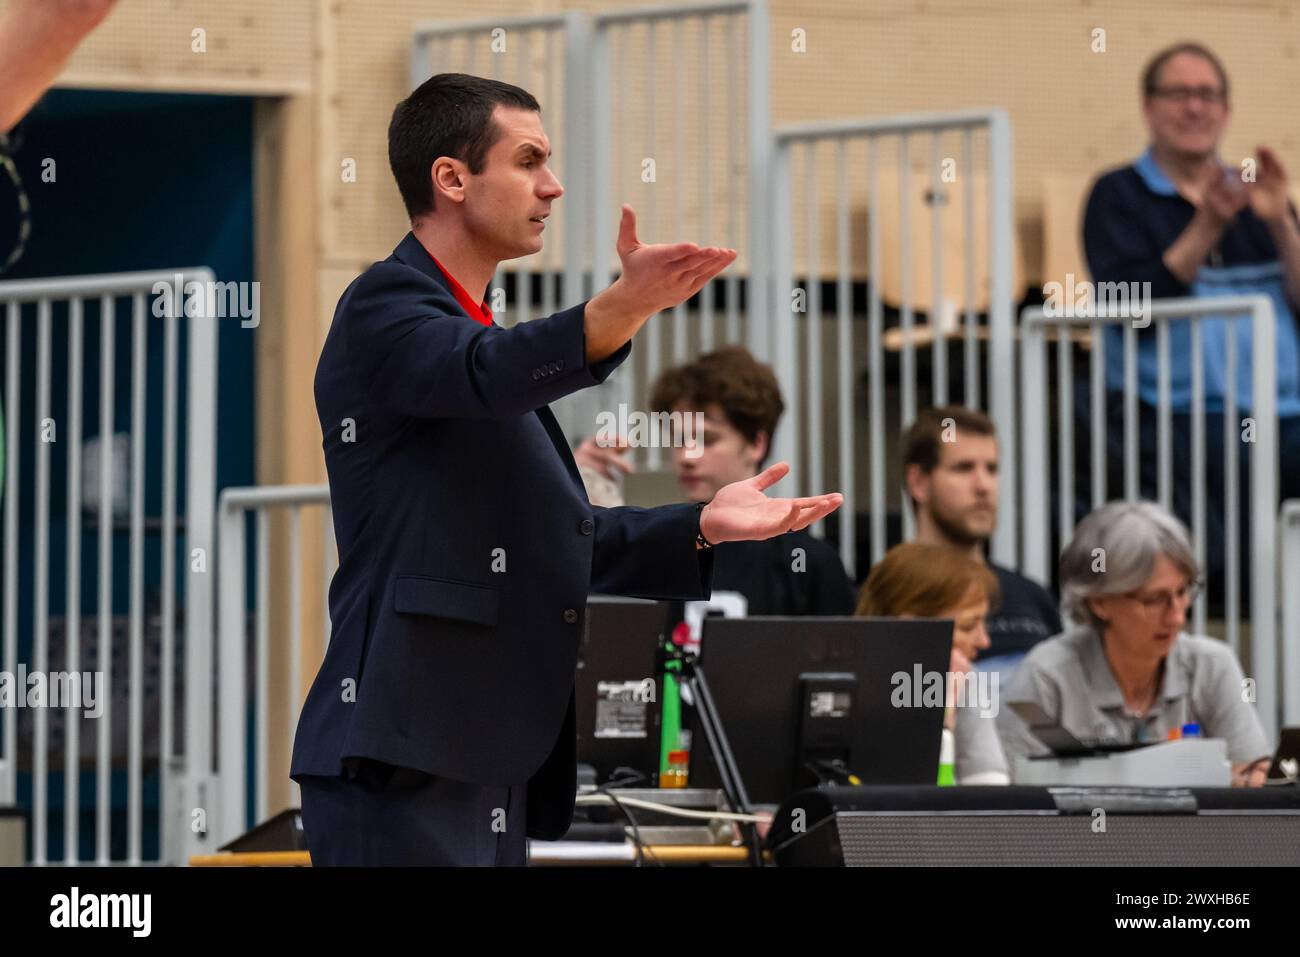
[392,574,500,627]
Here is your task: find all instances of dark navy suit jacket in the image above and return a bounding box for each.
[290,232,715,839]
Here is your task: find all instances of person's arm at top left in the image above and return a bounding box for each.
[589,462,843,601]
[0,0,118,134]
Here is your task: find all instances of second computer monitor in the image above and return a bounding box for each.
[686,616,953,805]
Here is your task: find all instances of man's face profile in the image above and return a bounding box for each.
[453,105,563,261]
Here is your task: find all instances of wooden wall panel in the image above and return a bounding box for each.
[10,0,318,94]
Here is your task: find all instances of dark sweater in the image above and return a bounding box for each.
[668,529,856,626]
[986,563,1063,659]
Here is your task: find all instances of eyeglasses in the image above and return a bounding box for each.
[1122,580,1203,614]
[1149,86,1226,105]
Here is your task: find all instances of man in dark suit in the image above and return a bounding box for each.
[289,73,843,865]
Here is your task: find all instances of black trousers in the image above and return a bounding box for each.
[298,758,528,866]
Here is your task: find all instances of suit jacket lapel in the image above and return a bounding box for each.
[392,231,470,317]
[535,406,585,492]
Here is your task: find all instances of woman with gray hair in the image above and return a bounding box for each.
[996,501,1271,786]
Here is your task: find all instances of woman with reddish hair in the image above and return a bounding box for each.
[857,542,1009,785]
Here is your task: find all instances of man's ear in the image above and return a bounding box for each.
[431,157,468,206]
[1086,594,1110,625]
[904,463,928,506]
[751,430,770,466]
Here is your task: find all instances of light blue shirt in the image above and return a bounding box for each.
[1103,149,1300,417]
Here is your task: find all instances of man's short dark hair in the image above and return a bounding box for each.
[1141,42,1230,101]
[649,346,785,466]
[388,73,541,219]
[901,405,997,511]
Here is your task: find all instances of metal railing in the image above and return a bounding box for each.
[769,110,1015,576]
[0,268,218,865]
[589,1,770,467]
[1020,295,1280,743]
[214,485,334,849]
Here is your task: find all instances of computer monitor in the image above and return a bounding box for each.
[574,595,669,785]
[685,616,953,805]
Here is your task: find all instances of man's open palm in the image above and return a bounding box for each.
[615,204,736,315]
[700,462,843,545]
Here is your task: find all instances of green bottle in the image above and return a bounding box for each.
[937,727,956,786]
[659,660,681,784]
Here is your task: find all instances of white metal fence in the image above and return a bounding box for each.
[0,269,218,864]
[769,110,1014,577]
[215,485,334,849]
[1020,295,1281,742]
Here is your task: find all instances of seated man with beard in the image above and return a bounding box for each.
[901,406,1064,678]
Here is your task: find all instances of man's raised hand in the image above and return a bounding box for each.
[614,205,736,315]
[583,204,737,362]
